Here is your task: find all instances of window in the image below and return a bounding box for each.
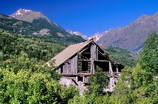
[82,61,89,71]
[78,76,83,82]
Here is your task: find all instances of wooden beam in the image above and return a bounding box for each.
[98,50,107,59]
[95,60,109,62]
[82,52,90,54]
[62,73,92,77]
[79,59,91,62]
[79,47,89,54]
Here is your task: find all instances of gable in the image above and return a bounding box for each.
[47,40,91,68]
[47,39,108,68]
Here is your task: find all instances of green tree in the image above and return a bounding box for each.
[88,69,108,95]
[0,51,3,66]
[140,32,158,74]
[0,68,78,104]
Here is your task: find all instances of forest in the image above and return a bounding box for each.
[0,30,158,104]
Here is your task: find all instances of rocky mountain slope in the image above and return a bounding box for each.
[97,12,158,52]
[11,9,49,22]
[0,9,85,44]
[11,9,65,35]
[0,14,35,35]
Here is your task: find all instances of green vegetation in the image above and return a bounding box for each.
[0,57,78,104]
[0,29,65,62]
[0,30,79,103]
[1,29,158,104]
[140,32,158,73]
[106,46,136,66]
[0,14,35,35]
[88,69,108,95]
[69,32,158,104]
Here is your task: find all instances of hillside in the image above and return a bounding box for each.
[106,46,136,66]
[97,12,158,52]
[0,9,85,44]
[0,29,65,62]
[0,14,35,35]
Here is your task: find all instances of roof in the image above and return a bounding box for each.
[47,39,124,70]
[47,40,93,68]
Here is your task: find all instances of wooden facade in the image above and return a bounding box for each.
[48,39,124,94]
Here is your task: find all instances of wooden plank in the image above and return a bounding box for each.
[79,59,91,62]
[62,73,92,76]
[79,47,89,54]
[95,60,109,62]
[96,47,98,60]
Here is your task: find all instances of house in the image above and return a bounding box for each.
[47,39,124,94]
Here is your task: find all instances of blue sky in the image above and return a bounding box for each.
[0,0,158,36]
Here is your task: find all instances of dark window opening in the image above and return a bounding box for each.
[112,66,117,72]
[95,61,109,72]
[78,61,90,72]
[78,76,83,82]
[98,52,106,60]
[61,66,63,73]
[82,61,89,71]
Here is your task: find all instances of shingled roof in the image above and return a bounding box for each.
[47,40,93,68]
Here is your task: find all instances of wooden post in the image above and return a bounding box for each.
[90,44,97,74]
[109,77,115,92]
[108,61,115,92]
[116,66,119,73]
[76,76,78,82]
[109,61,113,76]
[96,47,98,60]
[74,55,78,74]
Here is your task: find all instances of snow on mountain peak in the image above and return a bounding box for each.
[11,9,46,22]
[12,9,32,17]
[66,30,88,39]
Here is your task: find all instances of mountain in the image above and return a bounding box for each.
[0,14,35,35]
[11,9,50,23]
[66,30,104,41]
[11,9,65,35]
[0,9,85,44]
[66,30,88,40]
[97,12,158,52]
